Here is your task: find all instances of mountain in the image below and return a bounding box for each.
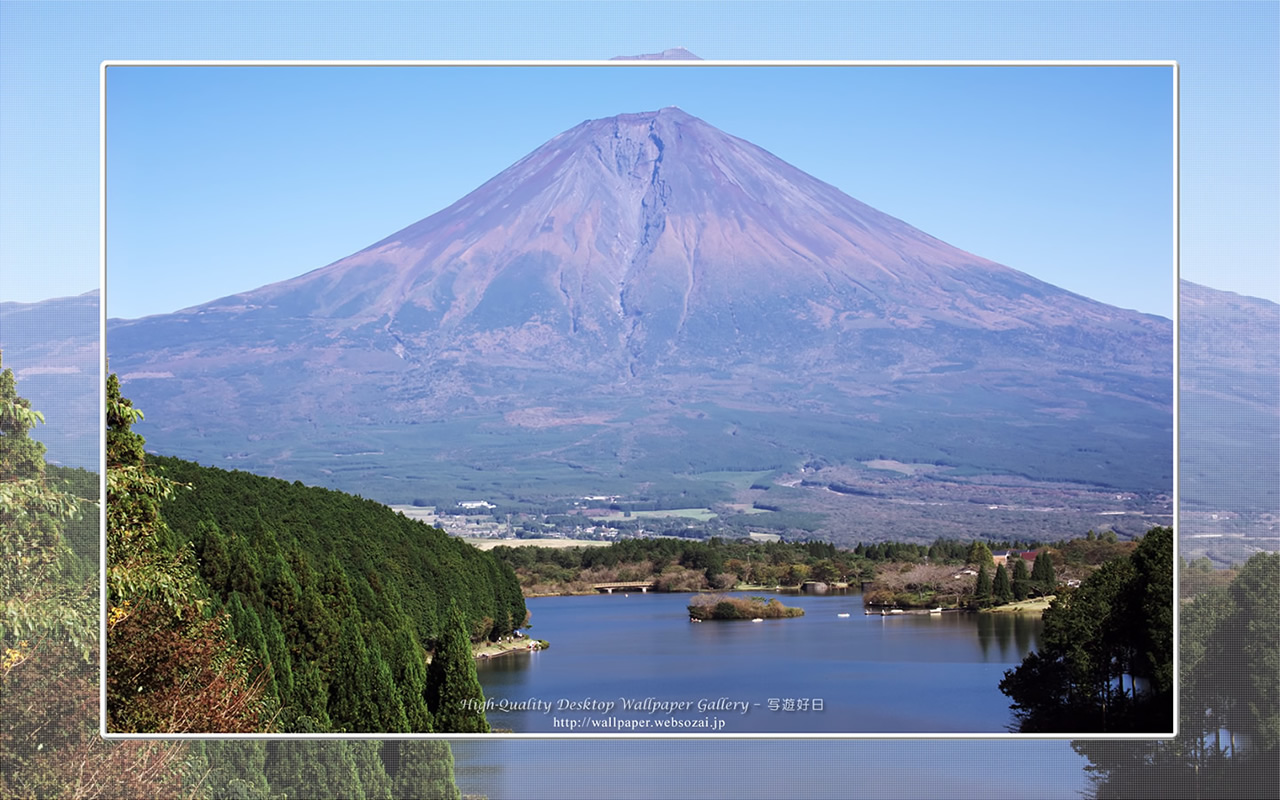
[107,108,1173,532]
[610,48,703,60]
[0,290,99,470]
[1180,280,1279,512]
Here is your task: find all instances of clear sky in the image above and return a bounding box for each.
[2,2,1277,320]
[104,64,1174,319]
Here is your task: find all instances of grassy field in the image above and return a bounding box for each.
[984,596,1055,615]
[462,537,612,551]
[589,507,719,522]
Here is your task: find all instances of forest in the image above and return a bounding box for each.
[491,531,1113,604]
[101,370,526,736]
[144,453,526,734]
[1,358,467,796]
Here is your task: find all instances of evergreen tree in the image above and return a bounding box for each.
[1126,526,1174,700]
[196,519,232,596]
[1001,529,1174,733]
[966,540,994,567]
[1012,557,1031,601]
[1072,552,1278,797]
[349,740,394,800]
[185,740,274,800]
[264,740,362,800]
[1218,551,1279,754]
[425,601,491,733]
[1031,552,1057,597]
[973,564,992,608]
[386,623,434,732]
[383,741,462,800]
[105,373,270,733]
[326,623,374,732]
[993,563,1013,605]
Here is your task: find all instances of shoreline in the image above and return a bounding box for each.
[472,636,549,660]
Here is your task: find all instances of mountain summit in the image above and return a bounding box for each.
[109,108,1172,528]
[164,108,1163,371]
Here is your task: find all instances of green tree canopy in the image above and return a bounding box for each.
[1001,527,1173,733]
[993,563,1013,605]
[1030,551,1057,597]
[1011,557,1031,601]
[973,564,992,608]
[425,601,490,733]
[966,541,995,567]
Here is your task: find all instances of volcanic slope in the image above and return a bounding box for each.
[108,107,1172,512]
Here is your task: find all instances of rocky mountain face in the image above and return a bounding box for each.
[106,108,1174,512]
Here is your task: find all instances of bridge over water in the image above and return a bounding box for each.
[592,581,656,594]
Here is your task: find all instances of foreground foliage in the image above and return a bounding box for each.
[1000,527,1173,733]
[3,359,463,797]
[1073,551,1278,798]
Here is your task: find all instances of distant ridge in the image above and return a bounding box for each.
[610,47,702,60]
[0,289,99,469]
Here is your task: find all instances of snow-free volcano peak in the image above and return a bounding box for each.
[210,107,1147,351]
[108,107,1171,533]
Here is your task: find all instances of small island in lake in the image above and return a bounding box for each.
[688,594,804,621]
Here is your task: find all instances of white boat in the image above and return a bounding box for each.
[837,612,851,618]
[929,607,943,614]
[751,618,764,622]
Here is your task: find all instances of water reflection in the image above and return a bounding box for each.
[974,611,1043,662]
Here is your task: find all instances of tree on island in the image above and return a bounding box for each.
[425,601,491,733]
[993,563,1013,605]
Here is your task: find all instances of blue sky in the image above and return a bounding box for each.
[2,2,1276,320]
[105,64,1174,319]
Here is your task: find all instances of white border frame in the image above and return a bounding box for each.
[99,59,1179,741]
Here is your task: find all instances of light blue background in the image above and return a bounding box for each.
[2,3,1276,798]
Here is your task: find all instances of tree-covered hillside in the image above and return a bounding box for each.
[4,357,462,797]
[148,453,526,733]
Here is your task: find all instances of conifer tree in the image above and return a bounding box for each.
[383,741,462,800]
[196,519,232,595]
[1011,557,1031,601]
[264,740,363,799]
[1031,552,1057,597]
[993,563,1013,605]
[105,373,270,733]
[973,564,992,608]
[425,601,491,733]
[966,540,994,567]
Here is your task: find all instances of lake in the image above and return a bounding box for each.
[474,591,1042,735]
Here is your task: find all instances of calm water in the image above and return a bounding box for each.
[474,591,1042,735]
